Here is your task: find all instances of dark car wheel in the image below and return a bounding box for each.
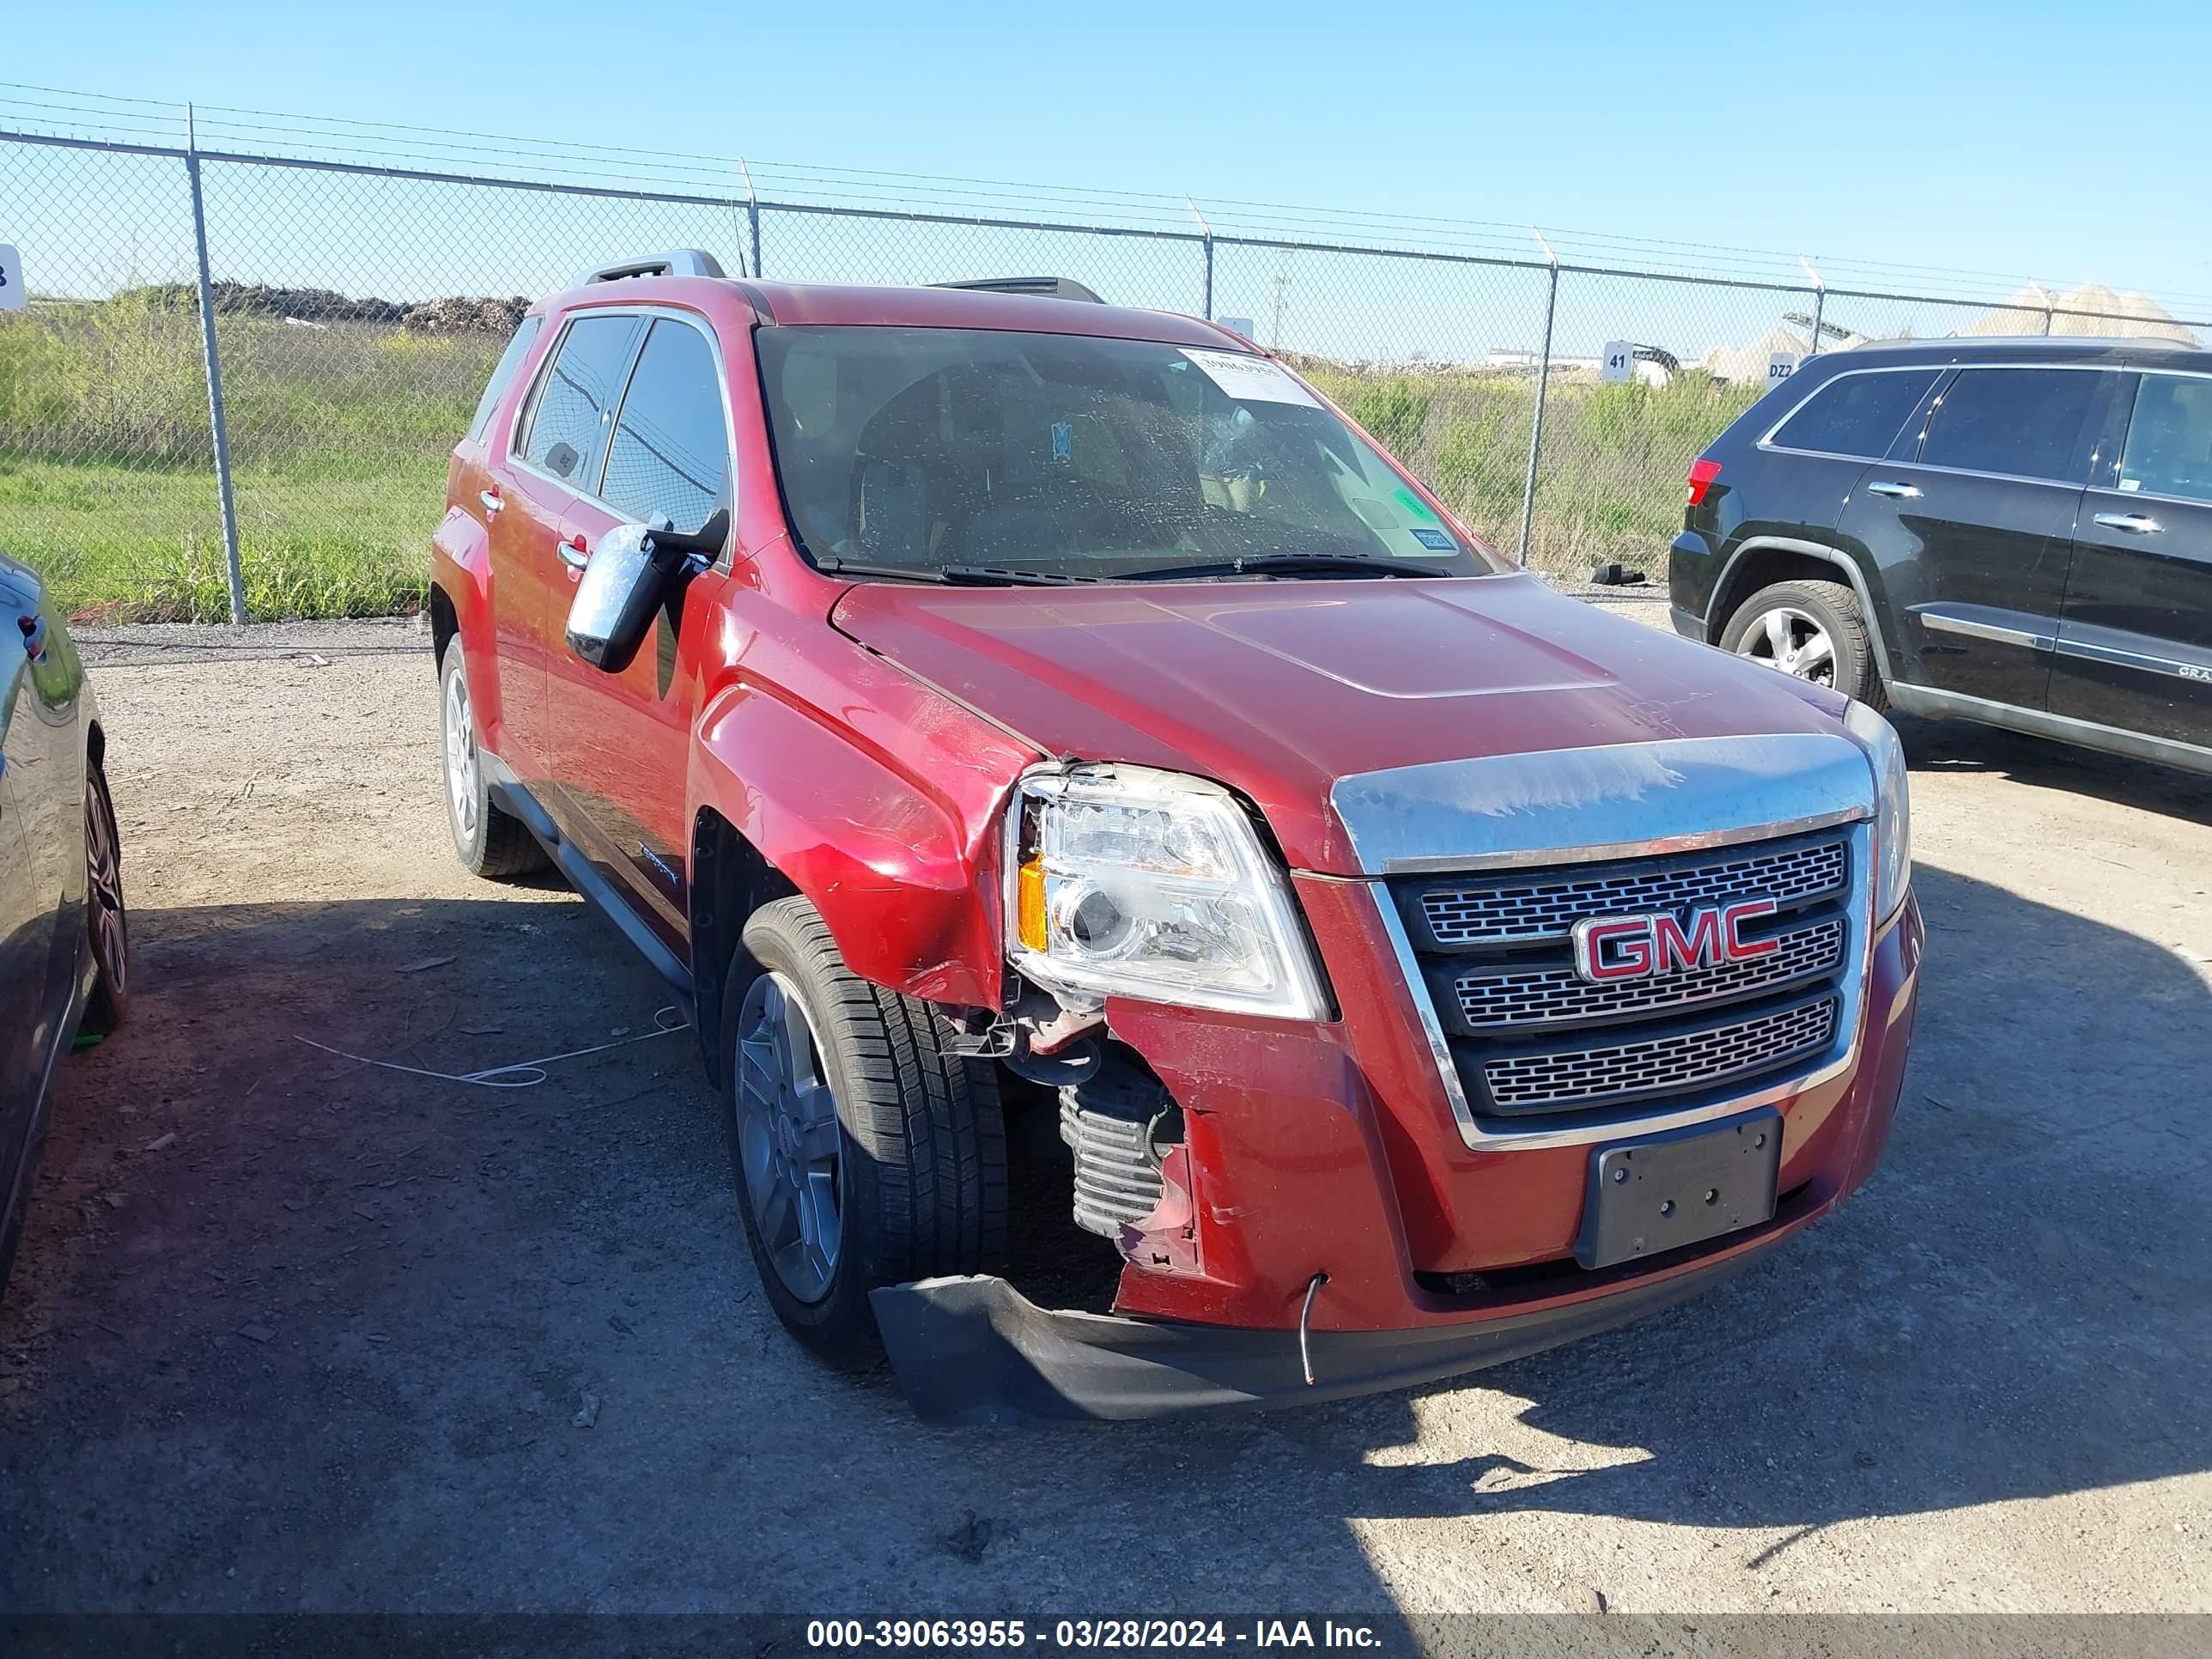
[1721,578,1887,710]
[722,896,1006,1371]
[78,754,130,1038]
[439,638,547,878]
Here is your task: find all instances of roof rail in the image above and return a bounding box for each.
[932,276,1105,304]
[572,249,727,288]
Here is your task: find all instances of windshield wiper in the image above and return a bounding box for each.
[939,565,1103,586]
[815,558,947,584]
[1121,553,1431,582]
[815,558,1100,587]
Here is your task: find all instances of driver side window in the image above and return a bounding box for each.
[600,319,732,535]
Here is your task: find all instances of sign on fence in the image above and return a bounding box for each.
[0,243,22,312]
[1601,341,1635,384]
[1767,351,1800,385]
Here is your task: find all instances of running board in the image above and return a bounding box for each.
[481,754,695,998]
[1887,684,2212,779]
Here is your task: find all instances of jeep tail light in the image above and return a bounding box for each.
[1686,457,1722,507]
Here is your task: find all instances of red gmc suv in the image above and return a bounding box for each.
[429,252,1923,1422]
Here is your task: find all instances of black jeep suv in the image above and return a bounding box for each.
[1669,337,2212,776]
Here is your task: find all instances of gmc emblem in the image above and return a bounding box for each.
[1571,898,1779,984]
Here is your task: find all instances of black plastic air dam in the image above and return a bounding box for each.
[867,1247,1765,1425]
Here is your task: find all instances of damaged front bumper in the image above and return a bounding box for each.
[869,1243,1761,1425]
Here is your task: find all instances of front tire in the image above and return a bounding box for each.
[1720,577,1887,710]
[722,896,1007,1370]
[439,639,546,878]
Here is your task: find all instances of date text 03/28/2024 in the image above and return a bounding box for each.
[805,1620,1383,1650]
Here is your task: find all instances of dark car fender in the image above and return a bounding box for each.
[1709,534,1907,682]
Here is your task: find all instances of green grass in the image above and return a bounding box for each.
[0,451,443,622]
[2,301,488,622]
[1,296,1762,621]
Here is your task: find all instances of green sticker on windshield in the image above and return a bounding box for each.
[1394,486,1439,521]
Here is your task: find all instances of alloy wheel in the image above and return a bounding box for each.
[443,665,480,842]
[84,773,128,1000]
[1735,605,1837,687]
[733,972,844,1303]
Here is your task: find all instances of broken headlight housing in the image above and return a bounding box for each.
[1004,764,1327,1020]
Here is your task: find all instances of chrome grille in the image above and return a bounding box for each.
[1388,827,1861,1125]
[1483,997,1840,1111]
[1418,838,1847,948]
[1455,916,1846,1031]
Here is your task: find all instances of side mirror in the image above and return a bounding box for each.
[564,510,726,675]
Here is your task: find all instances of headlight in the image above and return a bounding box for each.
[1845,701,1912,923]
[1005,764,1328,1020]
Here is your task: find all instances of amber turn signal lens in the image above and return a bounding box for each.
[1017,858,1048,951]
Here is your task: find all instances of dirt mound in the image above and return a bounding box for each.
[400,295,529,334]
[112,282,528,332]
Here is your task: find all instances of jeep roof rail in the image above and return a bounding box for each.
[932,276,1105,304]
[572,249,727,288]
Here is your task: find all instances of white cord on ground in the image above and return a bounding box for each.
[295,1005,690,1089]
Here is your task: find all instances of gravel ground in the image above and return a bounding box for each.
[1,606,2207,1624]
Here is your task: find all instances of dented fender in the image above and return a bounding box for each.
[687,624,1038,1007]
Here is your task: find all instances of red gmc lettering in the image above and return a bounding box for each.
[1578,917,1656,981]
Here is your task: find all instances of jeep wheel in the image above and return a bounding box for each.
[723,896,1006,1370]
[1721,578,1887,710]
[439,638,546,878]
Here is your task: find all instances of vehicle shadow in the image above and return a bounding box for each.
[1894,710,2212,826]
[0,862,2204,1614]
[1166,854,2211,1538]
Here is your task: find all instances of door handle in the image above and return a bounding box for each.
[479,488,504,516]
[2093,512,2161,534]
[558,533,592,571]
[1866,481,1923,500]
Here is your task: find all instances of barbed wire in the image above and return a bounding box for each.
[7,79,2210,315]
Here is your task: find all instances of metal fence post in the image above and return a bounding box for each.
[1801,256,1826,359]
[1187,198,1214,319]
[185,105,247,625]
[1515,231,1559,564]
[739,157,763,277]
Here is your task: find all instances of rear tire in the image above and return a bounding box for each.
[439,638,546,879]
[77,754,130,1039]
[722,896,1007,1371]
[1720,577,1887,710]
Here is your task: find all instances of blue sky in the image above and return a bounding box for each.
[9,0,2212,343]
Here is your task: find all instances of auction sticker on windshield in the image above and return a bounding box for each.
[1181,347,1320,408]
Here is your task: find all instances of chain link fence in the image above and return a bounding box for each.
[4,122,2209,622]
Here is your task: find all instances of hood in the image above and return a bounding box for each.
[833,571,1850,874]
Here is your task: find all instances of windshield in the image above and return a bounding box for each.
[756,326,1499,580]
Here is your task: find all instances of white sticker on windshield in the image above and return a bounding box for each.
[1181,348,1321,408]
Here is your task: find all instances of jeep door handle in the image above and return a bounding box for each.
[479,489,504,515]
[1866,481,1923,500]
[557,533,592,570]
[2093,512,2161,534]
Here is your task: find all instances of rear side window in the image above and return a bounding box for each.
[1917,368,2103,483]
[2117,374,2212,505]
[1768,368,1940,459]
[465,317,542,445]
[598,319,731,533]
[516,313,643,484]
